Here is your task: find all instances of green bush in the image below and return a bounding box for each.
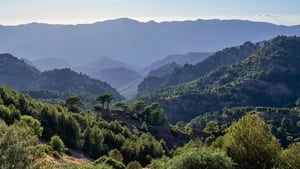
[278,142,300,169]
[95,156,126,169]
[150,148,233,169]
[126,161,142,169]
[222,114,280,169]
[20,115,43,137]
[0,120,39,169]
[50,135,65,153]
[109,149,123,162]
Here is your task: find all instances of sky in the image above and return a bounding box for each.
[1,0,300,26]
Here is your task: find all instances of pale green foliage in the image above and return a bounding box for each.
[222,114,280,169]
[0,120,39,169]
[0,105,17,124]
[150,148,233,169]
[278,142,300,169]
[109,149,123,162]
[126,161,142,169]
[60,164,113,169]
[94,155,126,169]
[140,121,148,131]
[20,115,43,137]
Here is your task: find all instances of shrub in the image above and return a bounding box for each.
[278,142,300,169]
[150,148,233,169]
[50,135,65,153]
[126,161,142,169]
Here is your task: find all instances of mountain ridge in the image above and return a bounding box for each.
[138,41,260,95]
[1,18,300,67]
[0,53,123,100]
[140,36,300,122]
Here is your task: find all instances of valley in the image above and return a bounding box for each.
[0,9,300,168]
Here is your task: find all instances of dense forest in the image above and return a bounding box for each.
[1,36,300,169]
[0,85,300,169]
[140,36,300,122]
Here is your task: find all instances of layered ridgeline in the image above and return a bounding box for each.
[141,52,212,75]
[1,19,300,67]
[148,62,182,78]
[0,54,123,100]
[138,41,260,94]
[140,36,300,122]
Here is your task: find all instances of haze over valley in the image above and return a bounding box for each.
[1,0,300,169]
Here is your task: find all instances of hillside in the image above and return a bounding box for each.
[138,41,260,95]
[33,57,71,71]
[89,67,143,89]
[141,52,212,75]
[1,19,300,67]
[147,62,181,78]
[1,83,300,169]
[74,56,138,75]
[0,54,123,100]
[0,53,40,89]
[140,36,300,122]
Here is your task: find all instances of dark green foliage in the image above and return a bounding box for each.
[131,100,146,113]
[82,126,108,159]
[97,93,114,110]
[40,106,59,140]
[65,96,83,113]
[50,135,65,153]
[139,103,167,125]
[57,114,81,148]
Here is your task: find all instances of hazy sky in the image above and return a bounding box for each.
[1,0,300,25]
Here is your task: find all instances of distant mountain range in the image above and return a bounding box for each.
[0,54,123,100]
[89,67,142,89]
[73,56,138,74]
[147,62,182,78]
[71,53,210,98]
[32,57,71,71]
[140,36,300,122]
[1,18,300,67]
